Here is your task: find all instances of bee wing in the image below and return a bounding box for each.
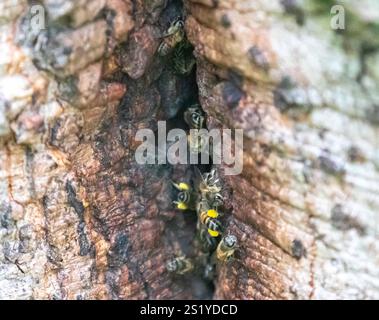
[193,166,206,192]
[158,28,178,38]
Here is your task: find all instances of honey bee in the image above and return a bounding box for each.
[198,226,219,252]
[158,18,185,56]
[198,169,220,193]
[196,197,220,218]
[173,41,195,75]
[184,104,205,129]
[166,256,193,275]
[199,210,223,237]
[216,234,237,262]
[184,106,209,154]
[172,181,196,210]
[198,169,223,205]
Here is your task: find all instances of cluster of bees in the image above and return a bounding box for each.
[157,17,195,75]
[165,105,238,278]
[158,16,238,279]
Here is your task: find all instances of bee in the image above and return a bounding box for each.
[196,168,223,208]
[199,210,222,237]
[216,234,237,262]
[198,169,221,193]
[172,181,196,210]
[166,256,193,275]
[173,43,196,75]
[196,197,220,217]
[184,106,209,154]
[184,105,205,130]
[158,18,185,56]
[198,226,219,252]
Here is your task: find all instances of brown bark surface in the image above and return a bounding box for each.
[0,0,378,299]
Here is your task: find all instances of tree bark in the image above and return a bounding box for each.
[0,0,378,299]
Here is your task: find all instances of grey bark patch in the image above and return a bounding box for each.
[47,245,63,267]
[49,118,62,146]
[366,105,379,125]
[0,202,12,229]
[58,76,79,102]
[280,0,305,25]
[18,225,33,254]
[25,146,36,199]
[291,239,307,259]
[32,29,73,74]
[347,146,366,163]
[220,14,231,28]
[65,181,92,255]
[222,82,245,109]
[247,46,269,70]
[211,0,219,8]
[108,232,131,266]
[318,153,345,176]
[65,180,85,219]
[77,221,92,256]
[273,76,299,111]
[331,204,366,235]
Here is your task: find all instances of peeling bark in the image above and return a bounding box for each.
[0,0,378,300]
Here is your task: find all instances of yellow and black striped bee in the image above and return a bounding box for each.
[196,168,223,208]
[173,41,196,75]
[158,18,185,56]
[172,181,196,210]
[196,197,220,218]
[199,209,222,237]
[199,169,220,192]
[166,256,193,275]
[196,194,222,237]
[184,105,205,130]
[216,234,237,262]
[198,226,219,252]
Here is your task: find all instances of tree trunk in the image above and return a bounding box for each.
[0,0,378,299]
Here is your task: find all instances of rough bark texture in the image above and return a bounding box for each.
[0,0,378,300]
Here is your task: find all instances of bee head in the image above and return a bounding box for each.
[191,112,201,127]
[224,235,237,248]
[173,16,184,27]
[184,105,204,129]
[169,17,184,31]
[166,259,178,272]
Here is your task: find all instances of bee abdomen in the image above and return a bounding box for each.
[158,42,171,56]
[199,227,218,252]
[200,212,222,237]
